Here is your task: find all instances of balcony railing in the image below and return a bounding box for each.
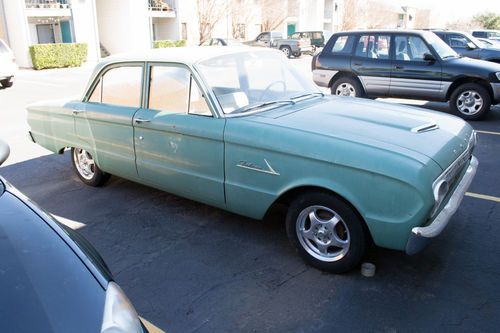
[149,0,175,12]
[25,0,71,9]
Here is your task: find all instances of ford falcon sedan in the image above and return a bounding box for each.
[27,47,478,273]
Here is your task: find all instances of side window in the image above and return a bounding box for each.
[99,66,143,107]
[148,65,190,113]
[394,35,431,62]
[88,79,102,103]
[354,35,390,59]
[448,34,469,48]
[259,33,270,42]
[331,35,355,54]
[189,77,212,116]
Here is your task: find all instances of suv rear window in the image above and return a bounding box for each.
[330,35,355,54]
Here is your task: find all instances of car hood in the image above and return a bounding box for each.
[248,96,474,170]
[446,55,500,72]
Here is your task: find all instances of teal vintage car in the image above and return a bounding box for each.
[27,47,478,273]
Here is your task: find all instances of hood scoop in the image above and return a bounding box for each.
[411,122,439,133]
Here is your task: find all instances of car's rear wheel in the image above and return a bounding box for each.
[331,76,364,98]
[450,83,491,120]
[280,46,292,58]
[1,77,13,88]
[286,192,368,273]
[71,148,110,187]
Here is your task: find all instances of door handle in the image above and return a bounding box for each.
[353,62,363,66]
[394,65,404,70]
[72,109,84,115]
[134,118,151,124]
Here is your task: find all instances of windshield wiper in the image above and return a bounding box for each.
[234,100,296,114]
[291,92,325,101]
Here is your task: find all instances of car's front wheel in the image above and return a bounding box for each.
[1,77,13,88]
[449,83,491,120]
[331,76,364,97]
[286,192,368,273]
[71,148,110,186]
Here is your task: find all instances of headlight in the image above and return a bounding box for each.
[101,282,143,333]
[496,72,500,81]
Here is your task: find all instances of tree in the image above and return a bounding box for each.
[260,0,288,32]
[230,0,255,39]
[197,0,228,44]
[473,12,500,30]
[340,0,359,31]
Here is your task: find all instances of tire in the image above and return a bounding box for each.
[71,147,110,187]
[280,46,292,58]
[331,76,365,98]
[449,83,491,120]
[293,51,302,58]
[286,192,368,273]
[1,77,13,88]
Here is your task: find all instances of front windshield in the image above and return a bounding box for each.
[195,50,320,114]
[424,32,459,59]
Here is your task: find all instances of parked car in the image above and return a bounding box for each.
[431,30,500,63]
[0,140,146,333]
[200,38,243,46]
[27,47,478,273]
[289,30,332,50]
[312,29,500,120]
[0,39,17,88]
[471,29,500,41]
[245,31,312,58]
[476,37,500,49]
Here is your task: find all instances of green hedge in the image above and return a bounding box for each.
[29,43,88,70]
[152,40,186,48]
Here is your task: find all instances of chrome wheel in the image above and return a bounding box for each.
[73,148,95,180]
[281,47,290,57]
[296,205,350,262]
[456,90,483,115]
[335,83,356,97]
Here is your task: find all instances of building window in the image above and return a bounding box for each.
[181,23,187,40]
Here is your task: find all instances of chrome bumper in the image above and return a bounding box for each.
[406,155,478,255]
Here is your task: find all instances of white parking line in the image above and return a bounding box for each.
[476,130,500,136]
[465,192,500,203]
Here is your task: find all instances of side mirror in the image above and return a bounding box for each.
[423,53,436,62]
[466,42,477,49]
[0,139,10,166]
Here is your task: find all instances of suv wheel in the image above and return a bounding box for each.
[331,77,364,98]
[280,46,292,58]
[450,83,491,120]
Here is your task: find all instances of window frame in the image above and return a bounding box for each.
[145,62,216,117]
[83,61,146,109]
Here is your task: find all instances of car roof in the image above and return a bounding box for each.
[333,29,429,35]
[95,46,272,70]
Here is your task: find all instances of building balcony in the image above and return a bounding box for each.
[25,0,71,17]
[148,0,176,18]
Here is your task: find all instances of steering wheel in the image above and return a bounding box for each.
[259,80,286,101]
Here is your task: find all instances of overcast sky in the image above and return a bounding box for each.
[404,0,500,20]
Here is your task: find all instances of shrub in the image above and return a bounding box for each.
[29,43,88,70]
[153,39,187,48]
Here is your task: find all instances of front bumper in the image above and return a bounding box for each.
[491,82,500,104]
[405,155,478,255]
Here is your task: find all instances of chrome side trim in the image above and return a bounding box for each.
[406,155,478,255]
[312,69,338,87]
[236,159,280,176]
[411,122,439,133]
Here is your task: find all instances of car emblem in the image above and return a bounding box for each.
[237,159,280,176]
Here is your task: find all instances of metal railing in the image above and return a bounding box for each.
[25,0,71,9]
[148,0,175,12]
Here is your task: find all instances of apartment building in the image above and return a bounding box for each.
[0,0,347,68]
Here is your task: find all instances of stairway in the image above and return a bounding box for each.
[100,43,110,58]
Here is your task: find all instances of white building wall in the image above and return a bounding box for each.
[152,17,180,40]
[71,0,100,63]
[298,0,324,31]
[177,0,199,45]
[2,0,31,67]
[96,0,150,54]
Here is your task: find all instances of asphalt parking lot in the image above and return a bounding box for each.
[1,56,500,332]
